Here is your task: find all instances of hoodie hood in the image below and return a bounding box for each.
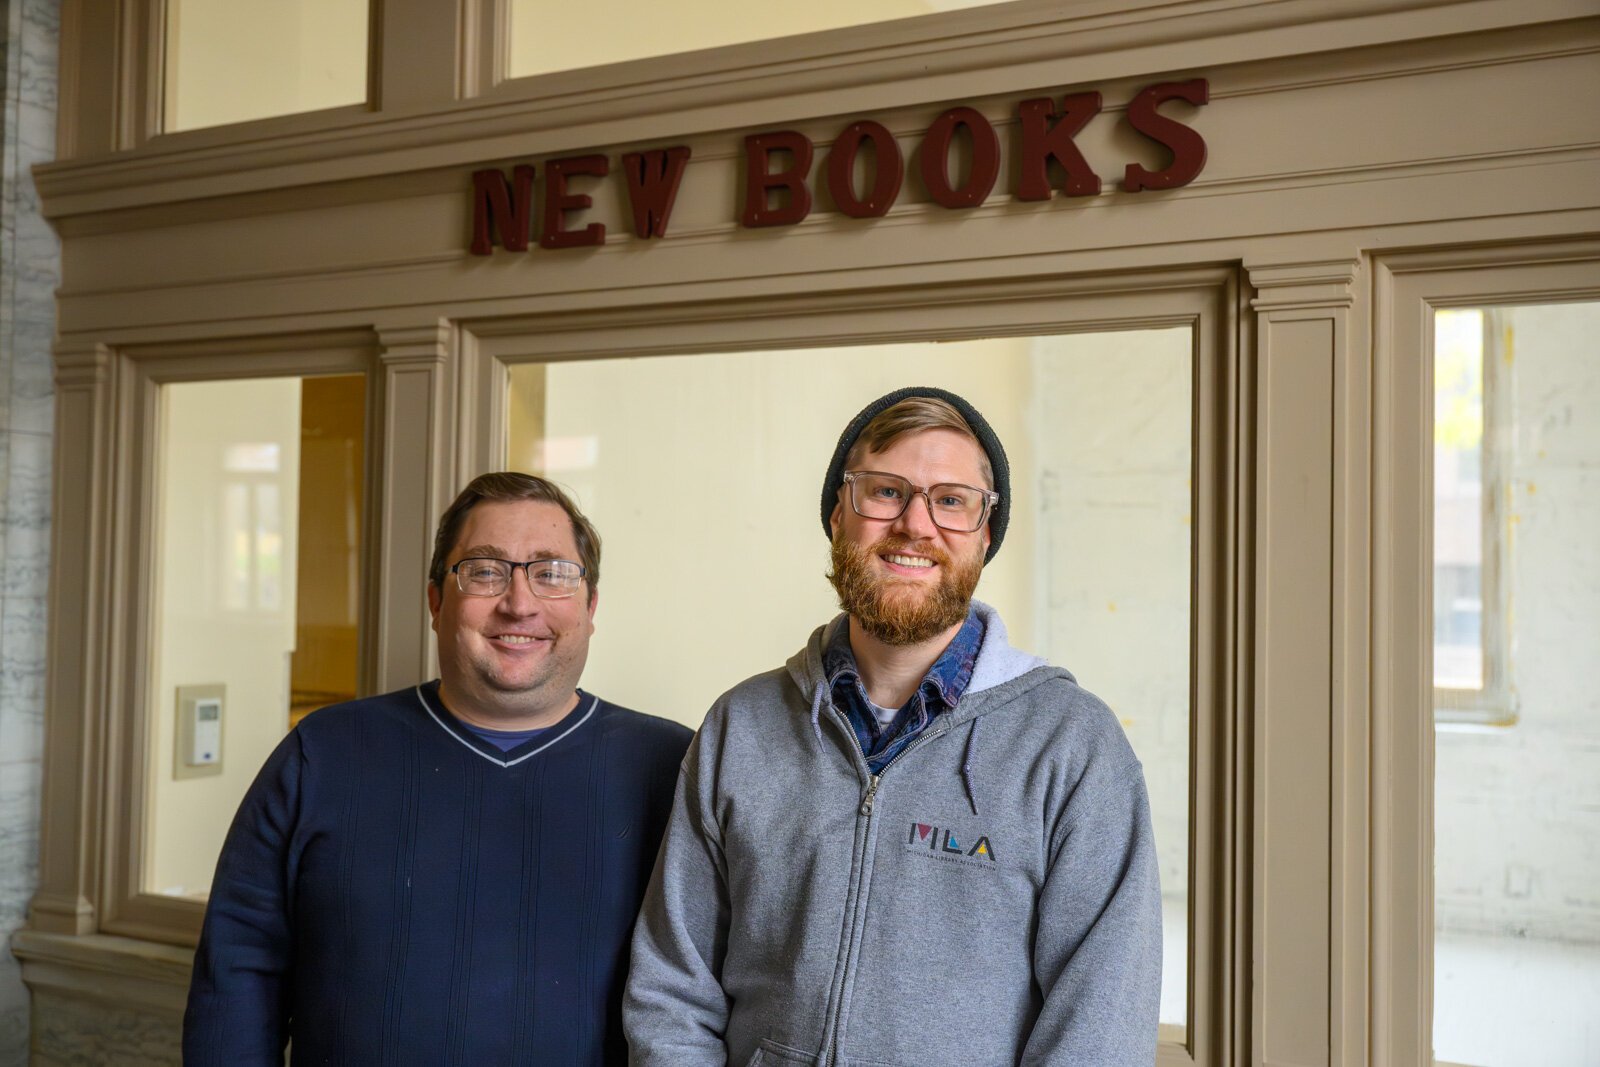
[786,600,1058,812]
[786,599,1053,712]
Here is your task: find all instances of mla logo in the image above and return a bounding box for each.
[908,821,997,862]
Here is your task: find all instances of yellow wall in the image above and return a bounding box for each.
[289,376,366,721]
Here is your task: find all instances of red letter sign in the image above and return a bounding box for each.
[742,131,814,228]
[1123,79,1209,192]
[469,165,535,255]
[621,147,691,239]
[540,155,609,249]
[827,121,903,219]
[919,107,1000,209]
[1016,92,1102,201]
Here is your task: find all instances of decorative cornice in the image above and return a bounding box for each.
[52,342,114,388]
[378,321,452,365]
[1247,258,1361,311]
[31,0,1594,219]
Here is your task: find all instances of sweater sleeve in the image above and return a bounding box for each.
[623,721,732,1065]
[183,728,305,1065]
[1021,755,1164,1066]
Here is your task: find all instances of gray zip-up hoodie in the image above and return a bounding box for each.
[625,602,1161,1066]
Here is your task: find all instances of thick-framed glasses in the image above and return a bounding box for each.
[842,470,999,533]
[450,557,587,599]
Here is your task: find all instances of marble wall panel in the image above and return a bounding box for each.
[1,0,58,1059]
[0,431,49,599]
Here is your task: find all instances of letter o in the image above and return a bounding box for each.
[918,107,1000,209]
[827,121,904,219]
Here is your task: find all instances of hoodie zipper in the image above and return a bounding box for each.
[820,704,950,1066]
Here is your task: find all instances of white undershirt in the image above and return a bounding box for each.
[867,699,899,727]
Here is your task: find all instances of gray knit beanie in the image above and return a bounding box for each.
[820,386,1010,563]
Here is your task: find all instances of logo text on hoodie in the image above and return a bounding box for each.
[906,821,997,867]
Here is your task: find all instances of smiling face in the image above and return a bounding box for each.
[427,499,597,728]
[828,428,991,647]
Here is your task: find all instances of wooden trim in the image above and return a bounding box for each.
[75,330,384,947]
[458,265,1245,1063]
[1369,238,1600,1066]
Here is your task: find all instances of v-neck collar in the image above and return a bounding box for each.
[414,681,598,768]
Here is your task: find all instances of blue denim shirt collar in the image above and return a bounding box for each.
[822,607,984,774]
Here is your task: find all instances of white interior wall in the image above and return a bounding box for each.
[147,378,301,897]
[1030,328,1193,906]
[1435,301,1600,944]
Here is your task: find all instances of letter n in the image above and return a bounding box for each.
[470,165,535,255]
[622,146,691,239]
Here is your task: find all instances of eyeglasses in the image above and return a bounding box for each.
[450,557,587,599]
[841,471,999,533]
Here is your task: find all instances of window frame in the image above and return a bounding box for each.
[98,332,380,946]
[1371,239,1600,1067]
[459,264,1246,1067]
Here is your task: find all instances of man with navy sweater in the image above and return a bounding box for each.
[185,472,692,1065]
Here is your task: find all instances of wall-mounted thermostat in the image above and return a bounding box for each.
[174,684,225,780]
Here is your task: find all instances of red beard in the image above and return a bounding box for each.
[828,532,982,646]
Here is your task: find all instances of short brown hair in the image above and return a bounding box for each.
[428,472,601,591]
[843,396,994,488]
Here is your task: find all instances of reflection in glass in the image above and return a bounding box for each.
[1432,302,1600,1067]
[507,331,1194,1030]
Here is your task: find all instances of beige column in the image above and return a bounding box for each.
[28,342,117,937]
[374,321,457,694]
[375,0,501,109]
[1245,259,1368,1067]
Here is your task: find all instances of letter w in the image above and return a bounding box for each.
[622,147,691,239]
[470,165,536,255]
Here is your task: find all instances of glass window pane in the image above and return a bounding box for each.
[507,331,1194,1030]
[164,0,369,132]
[146,375,366,898]
[1432,301,1600,1066]
[1433,309,1485,692]
[509,0,1016,79]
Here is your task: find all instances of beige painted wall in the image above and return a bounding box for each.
[147,378,301,897]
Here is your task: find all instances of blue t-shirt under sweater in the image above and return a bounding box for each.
[459,718,551,752]
[184,681,693,1066]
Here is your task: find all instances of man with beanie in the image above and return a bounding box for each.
[625,389,1163,1065]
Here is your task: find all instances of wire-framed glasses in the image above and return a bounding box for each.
[842,470,998,533]
[450,557,587,598]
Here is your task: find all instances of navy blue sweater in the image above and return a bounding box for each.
[184,683,692,1066]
